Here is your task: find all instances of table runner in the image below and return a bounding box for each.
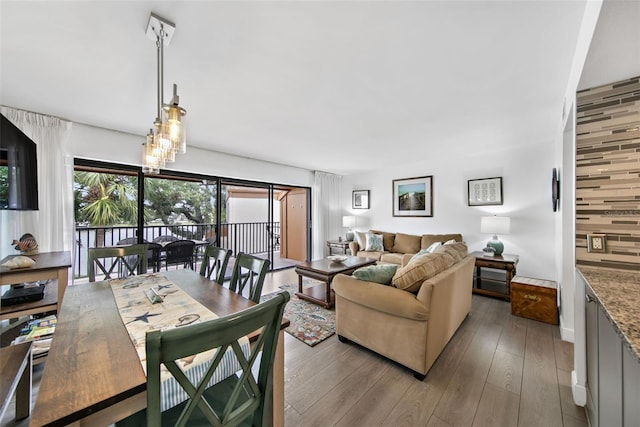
[109,273,249,411]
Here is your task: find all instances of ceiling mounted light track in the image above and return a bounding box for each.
[142,12,187,174]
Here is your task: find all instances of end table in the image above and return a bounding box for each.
[326,240,351,255]
[472,251,519,301]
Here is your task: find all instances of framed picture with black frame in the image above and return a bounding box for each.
[352,190,370,209]
[392,176,433,217]
[468,177,503,206]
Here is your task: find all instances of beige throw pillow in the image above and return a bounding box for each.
[434,242,468,263]
[391,252,455,293]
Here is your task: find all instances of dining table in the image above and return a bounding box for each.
[29,268,289,427]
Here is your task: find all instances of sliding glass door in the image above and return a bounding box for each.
[73,159,310,279]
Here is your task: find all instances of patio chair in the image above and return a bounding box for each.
[146,242,163,273]
[266,225,280,249]
[199,246,232,284]
[229,253,270,303]
[163,240,196,270]
[88,244,148,282]
[116,291,290,427]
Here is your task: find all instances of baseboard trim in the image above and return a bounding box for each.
[561,326,574,343]
[572,370,587,406]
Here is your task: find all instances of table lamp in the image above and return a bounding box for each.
[342,215,356,241]
[481,216,511,256]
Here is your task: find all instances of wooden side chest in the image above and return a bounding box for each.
[510,276,558,325]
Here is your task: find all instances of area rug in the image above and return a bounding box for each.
[260,282,335,347]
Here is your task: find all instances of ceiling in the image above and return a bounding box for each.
[0,1,596,175]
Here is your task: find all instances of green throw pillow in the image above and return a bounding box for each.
[352,264,398,285]
[365,233,384,251]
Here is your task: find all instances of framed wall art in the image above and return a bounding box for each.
[468,177,503,206]
[392,176,433,217]
[352,190,370,209]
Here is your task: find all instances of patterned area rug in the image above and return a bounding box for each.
[260,282,335,347]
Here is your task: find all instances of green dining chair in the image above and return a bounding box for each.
[229,253,270,304]
[199,246,232,284]
[87,244,148,282]
[116,290,290,427]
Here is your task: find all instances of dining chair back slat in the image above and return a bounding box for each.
[229,253,270,304]
[163,240,196,270]
[116,291,290,427]
[88,244,148,282]
[199,246,232,284]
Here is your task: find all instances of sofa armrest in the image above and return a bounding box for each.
[333,274,429,321]
[348,241,359,255]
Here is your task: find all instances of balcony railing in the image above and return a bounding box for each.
[74,222,280,278]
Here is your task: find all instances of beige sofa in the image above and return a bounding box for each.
[348,230,463,265]
[333,242,474,379]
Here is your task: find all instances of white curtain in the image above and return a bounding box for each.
[0,106,73,258]
[312,171,342,259]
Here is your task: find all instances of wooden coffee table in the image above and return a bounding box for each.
[295,256,376,309]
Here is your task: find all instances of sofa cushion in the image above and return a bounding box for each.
[434,242,468,263]
[392,233,421,254]
[380,252,405,264]
[391,252,455,293]
[353,264,398,285]
[370,230,396,252]
[365,233,384,251]
[420,234,463,250]
[356,251,385,261]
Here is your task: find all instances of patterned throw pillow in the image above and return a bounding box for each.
[353,264,398,285]
[365,233,384,251]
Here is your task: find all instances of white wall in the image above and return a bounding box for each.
[343,139,558,281]
[70,123,314,187]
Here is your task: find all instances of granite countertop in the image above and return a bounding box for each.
[578,267,640,361]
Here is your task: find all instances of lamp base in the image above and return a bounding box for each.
[345,231,354,242]
[486,238,504,256]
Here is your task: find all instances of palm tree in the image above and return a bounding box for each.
[74,172,138,247]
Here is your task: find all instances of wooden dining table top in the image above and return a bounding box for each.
[30,268,288,427]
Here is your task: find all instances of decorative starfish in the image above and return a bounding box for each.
[126,311,161,324]
[157,283,173,291]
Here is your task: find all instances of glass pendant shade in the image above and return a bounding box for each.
[142,132,161,174]
[163,103,186,154]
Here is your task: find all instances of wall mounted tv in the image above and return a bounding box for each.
[0,113,39,210]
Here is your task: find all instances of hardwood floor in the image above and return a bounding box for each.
[1,268,587,427]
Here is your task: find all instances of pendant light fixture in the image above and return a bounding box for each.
[142,13,186,174]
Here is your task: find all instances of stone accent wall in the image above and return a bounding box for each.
[575,76,640,271]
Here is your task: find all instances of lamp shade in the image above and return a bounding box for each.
[342,215,356,228]
[481,216,511,235]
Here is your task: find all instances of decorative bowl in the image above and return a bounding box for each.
[327,255,348,263]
